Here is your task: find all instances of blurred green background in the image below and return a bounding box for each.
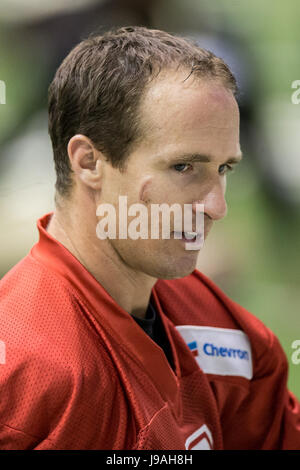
[0,0,299,398]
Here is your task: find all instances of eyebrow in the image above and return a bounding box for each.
[170,152,243,165]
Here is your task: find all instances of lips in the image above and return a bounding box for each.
[172,231,201,241]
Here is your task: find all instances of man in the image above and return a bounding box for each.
[0,25,299,450]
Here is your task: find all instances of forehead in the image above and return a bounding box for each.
[138,71,240,157]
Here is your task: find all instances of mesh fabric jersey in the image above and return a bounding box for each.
[0,213,299,450]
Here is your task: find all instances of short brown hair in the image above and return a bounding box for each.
[48,25,238,197]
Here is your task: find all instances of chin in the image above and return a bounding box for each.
[147,257,199,280]
[160,267,196,280]
[158,271,194,281]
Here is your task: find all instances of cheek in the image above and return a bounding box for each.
[139,178,151,203]
[139,174,178,206]
[139,177,161,205]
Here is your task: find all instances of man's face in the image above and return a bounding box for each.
[98,71,242,279]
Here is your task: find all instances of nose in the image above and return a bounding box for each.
[192,181,227,221]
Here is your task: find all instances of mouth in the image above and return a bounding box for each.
[172,231,202,242]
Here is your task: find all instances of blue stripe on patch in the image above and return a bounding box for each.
[187,341,197,350]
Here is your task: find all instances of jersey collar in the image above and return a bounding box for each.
[31,212,181,405]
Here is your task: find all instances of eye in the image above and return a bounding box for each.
[218,163,234,175]
[173,163,192,173]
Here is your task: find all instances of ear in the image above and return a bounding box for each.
[67,134,103,190]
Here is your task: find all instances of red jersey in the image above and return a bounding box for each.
[0,213,299,450]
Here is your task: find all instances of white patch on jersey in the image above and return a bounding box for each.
[176,325,253,379]
[185,424,213,450]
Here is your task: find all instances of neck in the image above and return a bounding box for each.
[47,200,156,320]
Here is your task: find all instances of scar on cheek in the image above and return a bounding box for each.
[139,179,152,204]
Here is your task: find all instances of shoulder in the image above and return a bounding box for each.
[0,254,80,346]
[155,269,283,364]
[0,255,121,448]
[0,253,114,380]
